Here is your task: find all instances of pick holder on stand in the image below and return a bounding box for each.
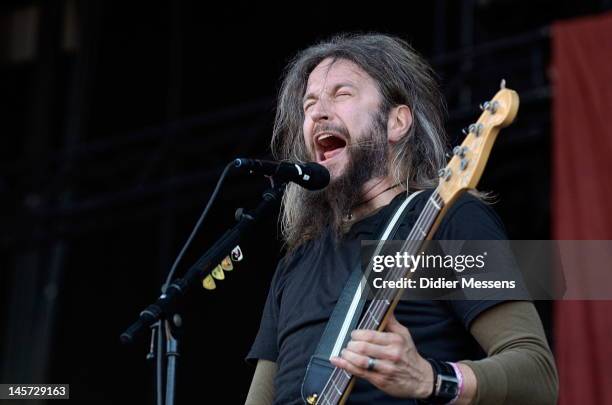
[120,183,285,405]
[202,245,244,290]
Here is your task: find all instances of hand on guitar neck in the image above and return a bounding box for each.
[329,311,477,404]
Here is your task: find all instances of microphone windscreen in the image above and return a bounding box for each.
[302,162,330,190]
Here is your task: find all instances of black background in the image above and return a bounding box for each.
[1,1,610,403]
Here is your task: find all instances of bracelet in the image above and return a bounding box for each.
[417,359,459,404]
[448,362,464,404]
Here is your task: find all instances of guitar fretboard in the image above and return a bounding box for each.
[316,190,445,405]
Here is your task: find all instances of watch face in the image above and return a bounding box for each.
[441,384,458,397]
[439,375,459,399]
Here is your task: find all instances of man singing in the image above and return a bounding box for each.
[245,33,558,404]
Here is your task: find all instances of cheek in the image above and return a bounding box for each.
[354,111,382,139]
[337,105,367,135]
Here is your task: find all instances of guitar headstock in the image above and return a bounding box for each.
[437,81,519,205]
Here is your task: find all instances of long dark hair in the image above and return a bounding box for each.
[273,33,448,248]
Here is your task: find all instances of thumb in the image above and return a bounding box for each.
[384,311,402,331]
[384,311,412,341]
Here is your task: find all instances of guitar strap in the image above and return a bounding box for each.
[301,190,424,403]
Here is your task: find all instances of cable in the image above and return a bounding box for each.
[162,161,234,292]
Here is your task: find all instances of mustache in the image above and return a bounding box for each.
[344,139,385,150]
[312,123,350,139]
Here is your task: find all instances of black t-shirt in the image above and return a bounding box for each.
[247,190,509,404]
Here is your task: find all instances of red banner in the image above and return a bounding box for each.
[552,12,612,405]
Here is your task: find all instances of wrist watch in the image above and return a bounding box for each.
[417,358,459,404]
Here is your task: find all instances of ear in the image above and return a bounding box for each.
[387,105,413,144]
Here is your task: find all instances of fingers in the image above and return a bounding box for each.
[350,328,403,346]
[330,355,373,379]
[346,340,404,363]
[330,354,394,385]
[337,348,394,375]
[330,354,396,394]
[351,314,411,347]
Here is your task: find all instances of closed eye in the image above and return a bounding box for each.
[303,101,315,111]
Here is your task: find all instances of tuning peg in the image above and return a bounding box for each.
[460,158,469,170]
[468,123,483,136]
[500,79,506,89]
[453,146,467,158]
[479,101,492,112]
[463,123,481,136]
[479,101,498,114]
[490,101,499,113]
[438,168,452,181]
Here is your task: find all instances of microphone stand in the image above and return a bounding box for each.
[122,182,285,405]
[164,315,180,405]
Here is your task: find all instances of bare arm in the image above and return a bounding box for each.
[245,359,277,405]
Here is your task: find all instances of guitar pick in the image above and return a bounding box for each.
[202,274,216,290]
[231,245,243,262]
[211,265,225,280]
[221,256,233,271]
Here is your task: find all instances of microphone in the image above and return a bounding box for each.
[233,158,330,190]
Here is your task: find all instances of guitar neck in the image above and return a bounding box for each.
[358,190,446,330]
[318,190,446,404]
[313,84,519,405]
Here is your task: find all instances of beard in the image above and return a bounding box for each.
[288,110,390,247]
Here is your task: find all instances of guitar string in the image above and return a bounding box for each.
[318,194,440,404]
[319,193,440,402]
[328,191,444,403]
[324,195,441,402]
[318,191,443,404]
[321,192,442,403]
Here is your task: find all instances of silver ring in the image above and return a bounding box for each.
[366,357,376,371]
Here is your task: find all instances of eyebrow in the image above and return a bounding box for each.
[302,82,357,105]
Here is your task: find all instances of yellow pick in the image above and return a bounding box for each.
[211,265,225,280]
[202,275,216,290]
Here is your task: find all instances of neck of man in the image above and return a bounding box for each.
[349,175,405,223]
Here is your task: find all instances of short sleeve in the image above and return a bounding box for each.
[433,193,513,329]
[246,269,282,364]
[433,193,508,241]
[245,249,301,365]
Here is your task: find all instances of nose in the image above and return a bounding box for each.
[309,98,331,122]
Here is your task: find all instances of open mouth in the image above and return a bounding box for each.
[315,133,347,162]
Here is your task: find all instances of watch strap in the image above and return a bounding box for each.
[417,358,459,404]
